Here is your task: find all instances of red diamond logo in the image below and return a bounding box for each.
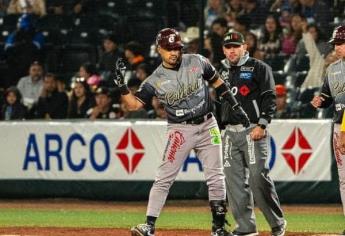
[115,128,145,174]
[239,85,250,96]
[281,128,312,174]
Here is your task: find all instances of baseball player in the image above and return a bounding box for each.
[312,25,345,236]
[114,28,250,236]
[217,30,286,236]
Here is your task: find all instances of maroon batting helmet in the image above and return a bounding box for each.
[329,25,345,44]
[156,28,184,50]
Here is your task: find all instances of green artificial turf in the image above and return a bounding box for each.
[0,208,343,233]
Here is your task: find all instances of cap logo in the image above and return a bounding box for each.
[169,34,176,43]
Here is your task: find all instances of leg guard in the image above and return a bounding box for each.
[210,200,228,229]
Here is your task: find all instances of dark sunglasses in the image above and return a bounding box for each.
[224,44,241,49]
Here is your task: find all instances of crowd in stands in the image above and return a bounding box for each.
[0,0,344,121]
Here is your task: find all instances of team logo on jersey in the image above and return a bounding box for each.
[240,72,252,80]
[241,66,254,72]
[115,128,145,174]
[281,127,312,174]
[239,85,250,96]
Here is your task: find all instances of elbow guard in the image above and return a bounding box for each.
[216,83,239,109]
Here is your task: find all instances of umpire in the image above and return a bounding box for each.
[217,31,287,236]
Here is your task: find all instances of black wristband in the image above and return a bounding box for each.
[119,85,130,95]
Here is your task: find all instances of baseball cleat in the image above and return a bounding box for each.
[271,220,287,236]
[211,227,233,236]
[232,230,259,236]
[130,223,155,236]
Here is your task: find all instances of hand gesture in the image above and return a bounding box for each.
[114,58,126,87]
[250,126,266,141]
[310,95,324,108]
[233,105,250,128]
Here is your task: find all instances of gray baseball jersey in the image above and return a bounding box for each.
[135,54,216,123]
[320,59,345,123]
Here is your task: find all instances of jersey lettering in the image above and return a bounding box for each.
[165,80,202,106]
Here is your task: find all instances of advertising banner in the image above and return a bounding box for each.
[0,120,332,181]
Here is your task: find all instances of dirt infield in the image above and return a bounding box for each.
[0,227,338,236]
[0,199,342,236]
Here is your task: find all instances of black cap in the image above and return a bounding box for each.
[223,31,245,46]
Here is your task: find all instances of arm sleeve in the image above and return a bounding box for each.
[197,54,217,81]
[134,80,156,106]
[319,75,333,108]
[257,62,276,125]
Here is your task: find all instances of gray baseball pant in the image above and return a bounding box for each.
[146,116,226,217]
[222,125,285,233]
[333,124,345,216]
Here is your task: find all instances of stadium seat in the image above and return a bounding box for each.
[265,54,287,71]
[96,0,125,17]
[125,16,165,49]
[59,45,97,73]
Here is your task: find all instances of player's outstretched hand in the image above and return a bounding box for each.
[232,105,250,128]
[114,58,126,87]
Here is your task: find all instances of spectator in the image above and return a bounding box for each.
[180,26,200,54]
[73,62,101,92]
[233,14,251,36]
[241,0,268,26]
[274,84,293,118]
[0,86,27,120]
[270,0,300,13]
[16,61,44,111]
[224,0,243,26]
[298,0,333,34]
[98,34,122,84]
[0,0,10,16]
[296,23,332,61]
[258,14,282,59]
[151,96,167,119]
[204,0,227,29]
[121,78,148,119]
[4,14,44,87]
[246,32,264,60]
[124,41,145,71]
[7,0,46,16]
[34,73,68,119]
[71,0,97,15]
[46,0,64,15]
[68,77,94,119]
[87,87,121,120]
[298,22,335,88]
[135,63,151,83]
[211,17,228,38]
[281,13,304,55]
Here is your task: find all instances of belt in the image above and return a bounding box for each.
[181,113,213,125]
[226,123,256,132]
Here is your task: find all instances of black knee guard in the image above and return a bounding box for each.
[210,200,228,228]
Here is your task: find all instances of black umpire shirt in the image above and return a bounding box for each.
[217,52,276,127]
